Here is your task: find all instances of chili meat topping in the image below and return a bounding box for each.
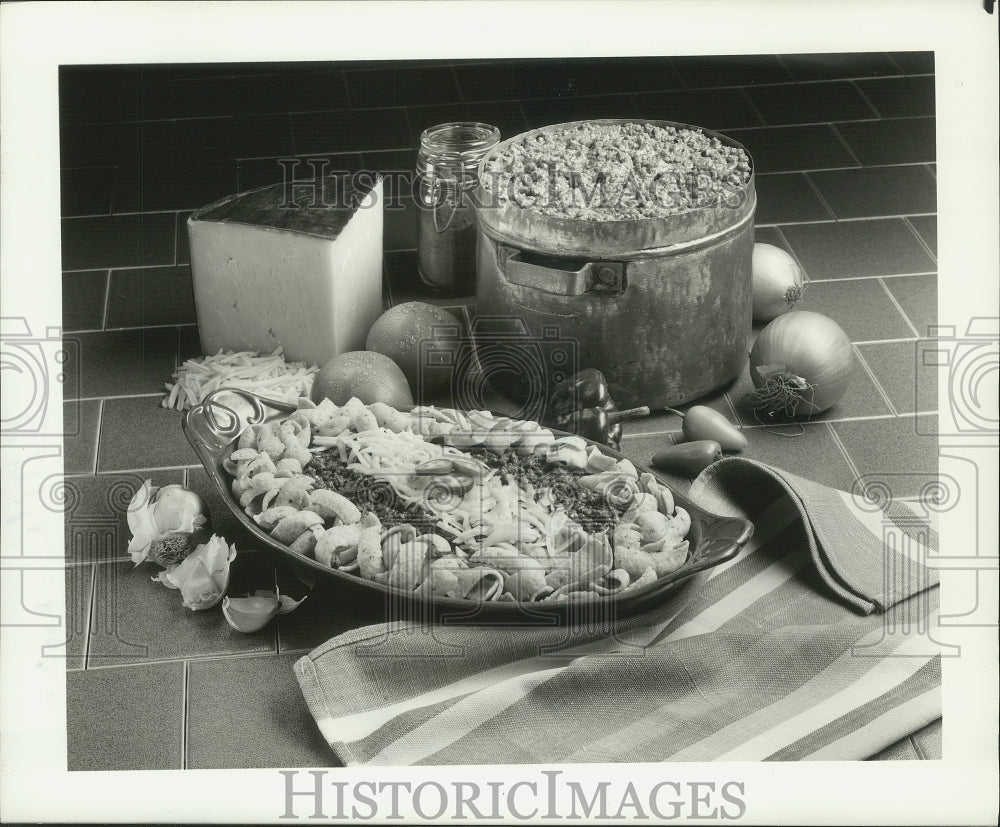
[464,448,627,533]
[305,450,444,535]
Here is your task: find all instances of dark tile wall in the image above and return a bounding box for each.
[59,53,939,769]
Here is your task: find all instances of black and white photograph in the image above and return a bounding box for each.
[1,2,997,823]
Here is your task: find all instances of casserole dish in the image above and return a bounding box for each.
[183,388,753,621]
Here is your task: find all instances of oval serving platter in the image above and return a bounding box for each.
[183,388,753,621]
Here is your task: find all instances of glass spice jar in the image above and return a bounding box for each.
[416,122,500,295]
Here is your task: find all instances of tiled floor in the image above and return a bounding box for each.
[59,54,940,768]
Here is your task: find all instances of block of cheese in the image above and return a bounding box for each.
[188,175,383,366]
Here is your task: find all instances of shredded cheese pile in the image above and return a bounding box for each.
[162,348,318,411]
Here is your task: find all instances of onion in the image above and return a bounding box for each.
[749,311,853,418]
[752,243,805,323]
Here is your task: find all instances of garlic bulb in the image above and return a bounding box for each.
[127,481,211,567]
[154,535,236,611]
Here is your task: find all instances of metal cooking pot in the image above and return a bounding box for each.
[473,119,755,410]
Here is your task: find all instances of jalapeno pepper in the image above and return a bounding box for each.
[543,369,649,449]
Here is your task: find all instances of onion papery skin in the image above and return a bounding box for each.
[752,243,806,323]
[749,311,853,417]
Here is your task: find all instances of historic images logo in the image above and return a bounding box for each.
[915,317,999,437]
[1,316,80,438]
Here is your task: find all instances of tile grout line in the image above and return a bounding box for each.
[79,648,282,671]
[451,65,466,105]
[715,113,931,130]
[771,54,793,78]
[721,390,743,426]
[739,87,769,128]
[623,412,915,440]
[181,659,189,770]
[68,320,199,335]
[800,172,839,221]
[884,54,907,75]
[69,551,291,571]
[81,563,96,670]
[108,163,123,216]
[877,277,922,339]
[103,321,198,333]
[65,392,166,404]
[752,158,933,180]
[175,321,186,371]
[65,464,203,478]
[823,421,865,489]
[757,411,928,427]
[340,68,354,110]
[514,99,530,137]
[400,108,416,153]
[851,343,900,417]
[275,617,285,655]
[828,122,865,168]
[771,226,811,279]
[852,336,921,345]
[755,211,937,229]
[63,263,178,275]
[173,211,180,266]
[100,269,111,331]
[807,272,938,283]
[901,216,938,265]
[65,558,125,569]
[848,78,884,119]
[83,563,97,670]
[90,399,105,475]
[288,110,300,157]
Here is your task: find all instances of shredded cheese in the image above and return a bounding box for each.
[162,348,318,411]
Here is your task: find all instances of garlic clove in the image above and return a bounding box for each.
[251,589,307,615]
[222,595,279,632]
[126,480,161,564]
[153,485,206,534]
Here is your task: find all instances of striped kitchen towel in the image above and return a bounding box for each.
[294,457,942,764]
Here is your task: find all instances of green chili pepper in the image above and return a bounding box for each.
[651,440,723,478]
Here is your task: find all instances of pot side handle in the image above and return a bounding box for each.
[499,245,626,296]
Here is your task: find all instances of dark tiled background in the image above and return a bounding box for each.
[60,53,940,769]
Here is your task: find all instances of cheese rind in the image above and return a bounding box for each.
[188,177,383,366]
